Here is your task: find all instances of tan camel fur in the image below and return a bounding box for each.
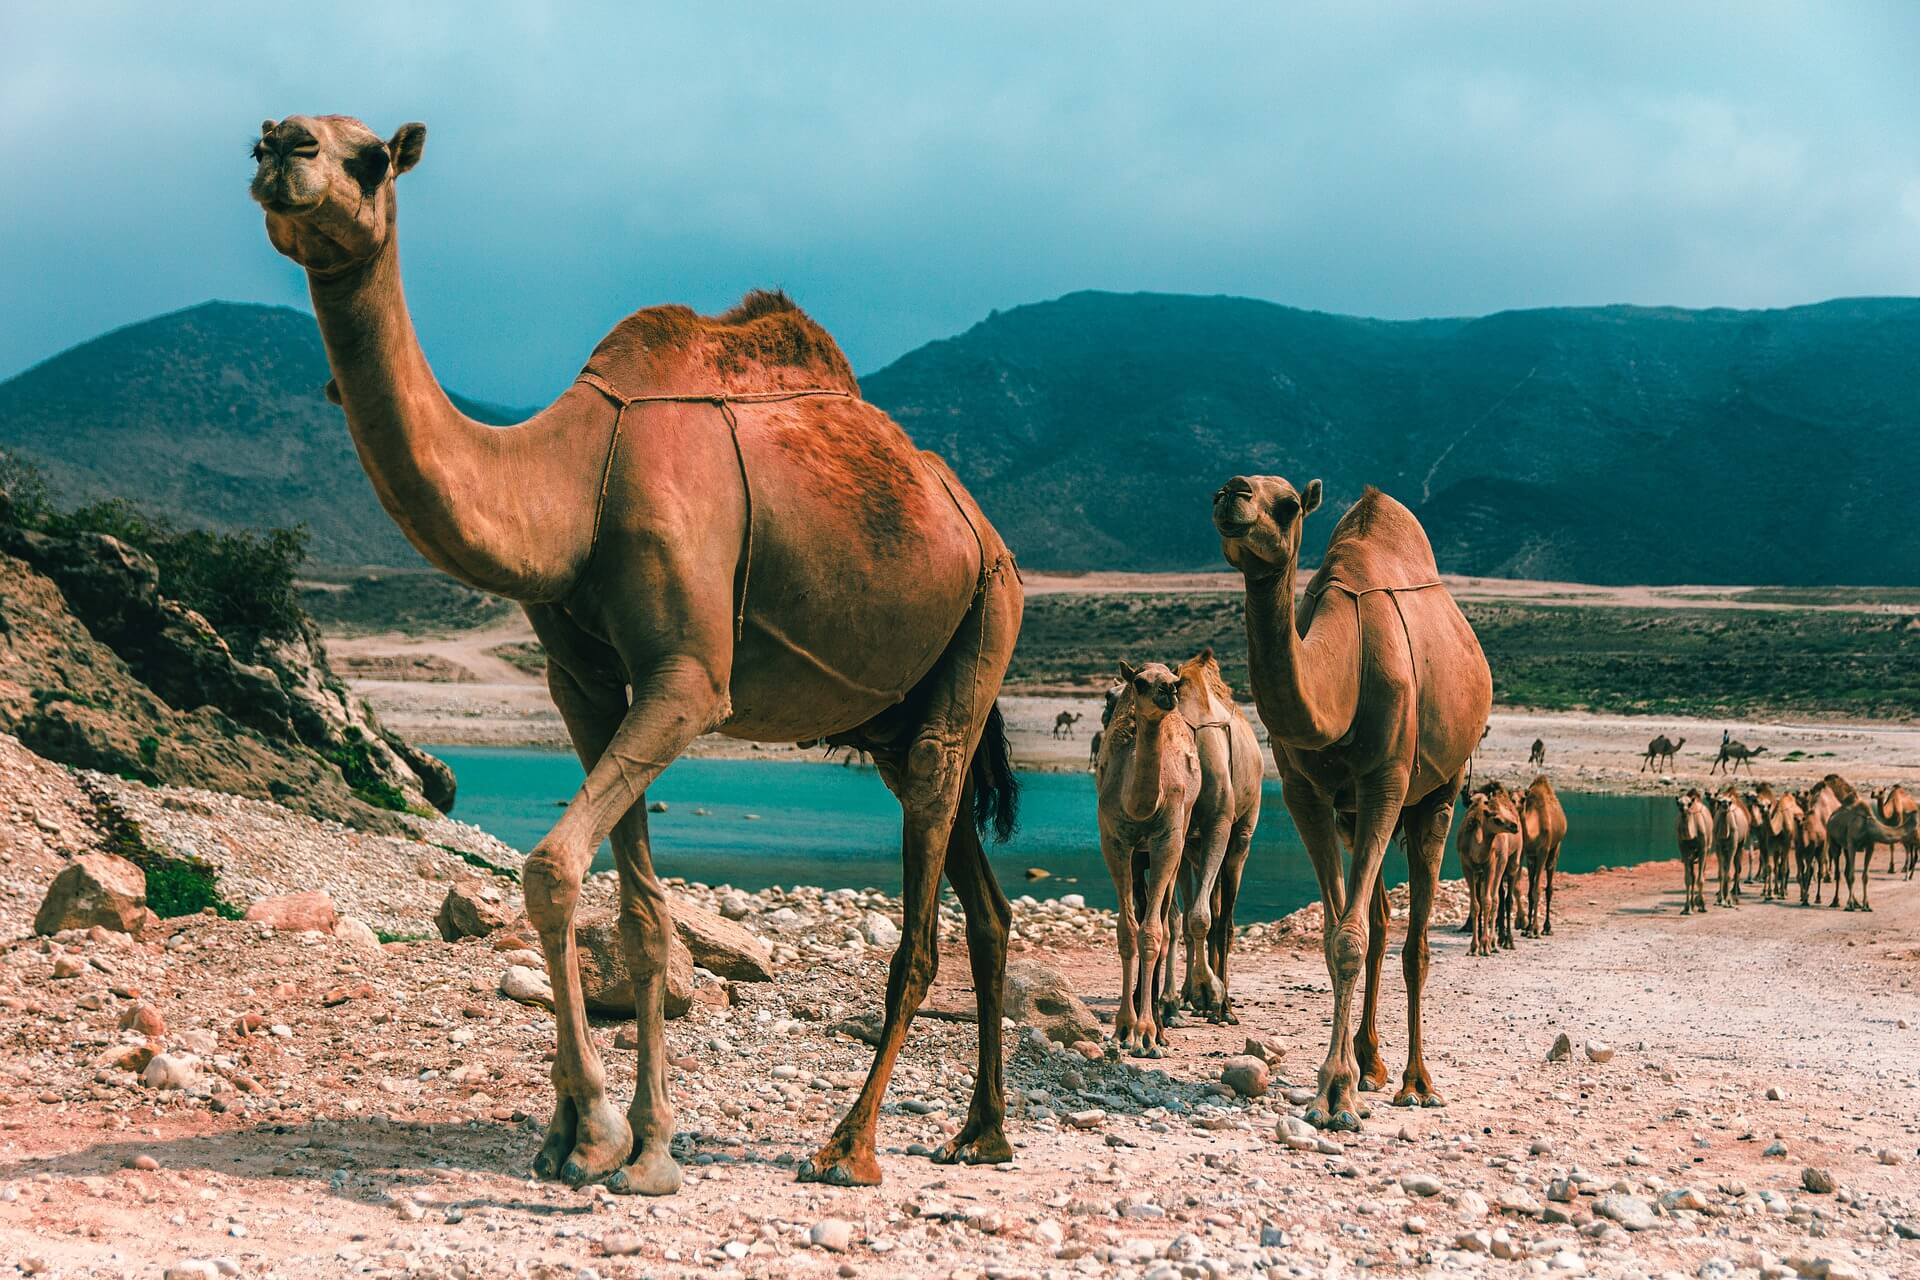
[1095,661,1201,1057]
[1828,796,1916,912]
[1170,648,1263,1024]
[1515,775,1568,938]
[1809,775,1856,908]
[1711,740,1766,775]
[252,115,1025,1193]
[1641,735,1685,772]
[1675,790,1712,915]
[1709,790,1750,907]
[1872,785,1918,878]
[1795,785,1831,906]
[1751,786,1801,903]
[1456,788,1520,957]
[1213,478,1491,1130]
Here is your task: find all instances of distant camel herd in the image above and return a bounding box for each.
[1675,776,1917,914]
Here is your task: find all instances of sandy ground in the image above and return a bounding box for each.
[5,853,1918,1279]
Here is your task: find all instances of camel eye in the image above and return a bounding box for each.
[1134,678,1149,694]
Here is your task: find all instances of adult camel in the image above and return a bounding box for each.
[1641,735,1685,772]
[1872,785,1918,878]
[1214,477,1491,1130]
[1675,790,1712,915]
[1709,790,1750,907]
[1515,775,1568,938]
[251,114,1023,1192]
[1829,797,1917,912]
[1053,711,1084,740]
[1171,648,1263,1024]
[1528,738,1546,768]
[1711,740,1767,775]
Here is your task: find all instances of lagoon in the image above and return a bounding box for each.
[431,747,1675,923]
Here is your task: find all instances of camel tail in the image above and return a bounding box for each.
[970,702,1020,843]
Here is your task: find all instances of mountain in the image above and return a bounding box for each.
[0,302,522,568]
[862,292,1920,584]
[4,292,1917,583]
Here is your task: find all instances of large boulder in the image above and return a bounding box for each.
[575,912,695,1019]
[437,877,517,940]
[34,854,148,935]
[670,893,773,981]
[1003,959,1101,1046]
[244,890,337,933]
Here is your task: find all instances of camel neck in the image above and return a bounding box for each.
[1120,711,1174,823]
[307,229,595,600]
[1241,553,1358,750]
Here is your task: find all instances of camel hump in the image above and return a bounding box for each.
[1312,486,1441,591]
[581,289,860,397]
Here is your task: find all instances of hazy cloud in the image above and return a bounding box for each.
[3,2,1917,404]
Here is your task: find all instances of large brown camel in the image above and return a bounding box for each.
[1641,735,1685,772]
[1094,661,1200,1057]
[251,115,1025,1193]
[1170,648,1263,1024]
[1828,796,1916,912]
[1710,740,1766,775]
[1674,790,1712,915]
[1872,785,1918,878]
[1213,478,1491,1130]
[1515,775,1568,938]
[1456,788,1520,957]
[1709,789,1750,907]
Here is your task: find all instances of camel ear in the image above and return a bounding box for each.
[389,122,427,176]
[261,119,278,136]
[1301,478,1323,516]
[1118,660,1139,684]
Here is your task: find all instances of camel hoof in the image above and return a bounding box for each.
[607,1150,684,1197]
[796,1150,883,1188]
[933,1130,1013,1166]
[1303,1106,1330,1129]
[1329,1109,1363,1132]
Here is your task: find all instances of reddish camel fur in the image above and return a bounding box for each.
[1456,788,1520,957]
[1515,775,1568,937]
[1215,478,1491,1130]
[1675,790,1712,915]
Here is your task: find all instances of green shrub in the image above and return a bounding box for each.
[320,728,409,812]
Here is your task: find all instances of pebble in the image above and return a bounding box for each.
[164,1264,219,1280]
[857,912,900,948]
[1764,1140,1788,1157]
[1766,1085,1785,1101]
[128,1154,160,1171]
[51,954,87,979]
[1451,1189,1488,1221]
[499,965,555,1009]
[1219,1055,1269,1098]
[1400,1173,1443,1198]
[1547,1033,1572,1062]
[1583,1040,1613,1063]
[1800,1166,1834,1194]
[601,1233,645,1257]
[1660,1187,1708,1212]
[1067,1109,1106,1129]
[809,1218,854,1252]
[1596,1192,1657,1231]
[141,1052,199,1091]
[1455,1229,1492,1253]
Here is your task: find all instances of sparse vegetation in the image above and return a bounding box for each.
[319,728,410,812]
[75,774,242,919]
[488,641,547,676]
[300,570,512,635]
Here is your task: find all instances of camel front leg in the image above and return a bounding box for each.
[528,657,721,1188]
[1131,827,1185,1057]
[1100,833,1144,1052]
[1395,783,1455,1108]
[1208,822,1254,1024]
[1353,880,1390,1091]
[1542,846,1559,935]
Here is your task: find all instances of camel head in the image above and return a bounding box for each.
[1116,660,1181,718]
[1212,474,1322,577]
[1464,791,1520,836]
[251,115,426,275]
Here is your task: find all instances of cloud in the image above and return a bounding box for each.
[3,2,1918,404]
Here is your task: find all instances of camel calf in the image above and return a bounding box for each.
[1709,791,1751,907]
[1674,790,1711,915]
[1094,661,1200,1057]
[1457,788,1521,956]
[1516,776,1568,938]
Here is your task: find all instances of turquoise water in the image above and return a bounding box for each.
[431,747,1673,923]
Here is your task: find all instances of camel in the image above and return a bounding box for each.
[1456,788,1520,957]
[1674,790,1712,915]
[1527,738,1546,768]
[1214,477,1491,1130]
[1828,795,1917,912]
[1708,790,1750,907]
[1170,648,1263,1024]
[251,114,1026,1193]
[1088,681,1121,771]
[1803,776,1851,907]
[1872,785,1918,878]
[1750,785,1801,903]
[1710,740,1767,775]
[1794,785,1831,906]
[1515,775,1568,938]
[1094,661,1200,1056]
[1641,735,1685,772]
[1052,711,1083,740]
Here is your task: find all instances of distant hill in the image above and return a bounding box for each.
[863,292,1920,584]
[4,292,1917,583]
[0,302,522,568]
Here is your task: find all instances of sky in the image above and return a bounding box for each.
[4,2,1919,405]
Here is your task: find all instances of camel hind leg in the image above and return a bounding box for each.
[1393,780,1456,1109]
[1207,819,1255,1024]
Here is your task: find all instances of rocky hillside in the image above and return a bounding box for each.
[0,497,453,834]
[0,302,521,568]
[864,292,1920,583]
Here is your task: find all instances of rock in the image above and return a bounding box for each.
[1789,1260,1862,1280]
[164,1264,220,1280]
[437,877,516,941]
[670,893,773,980]
[1661,1187,1709,1212]
[34,853,148,935]
[332,916,383,955]
[1455,1229,1493,1253]
[857,911,901,949]
[574,911,695,1019]
[141,1052,199,1091]
[1800,1167,1834,1194]
[1765,1085,1785,1101]
[1547,1033,1573,1062]
[1067,1109,1106,1130]
[1451,1190,1488,1221]
[648,800,668,813]
[1242,1034,1286,1064]
[601,1233,645,1257]
[1403,1215,1427,1234]
[1596,1193,1657,1231]
[1003,959,1102,1045]
[1059,893,1086,908]
[718,892,753,920]
[1219,1056,1270,1098]
[1400,1173,1444,1198]
[51,954,87,979]
[243,890,336,934]
[1584,1040,1614,1063]
[1764,1140,1788,1157]
[499,965,555,1010]
[119,1004,167,1038]
[809,1218,854,1252]
[1490,1228,1522,1260]
[1024,867,1051,880]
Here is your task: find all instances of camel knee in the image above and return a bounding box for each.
[524,844,587,932]
[1332,923,1368,984]
[616,895,672,978]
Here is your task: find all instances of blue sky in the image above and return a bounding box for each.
[4,2,1919,404]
